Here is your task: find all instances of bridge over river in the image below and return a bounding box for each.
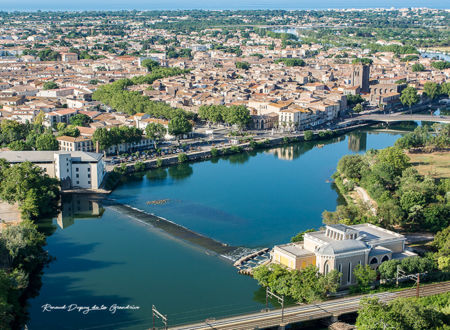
[170,281,450,330]
[349,113,450,124]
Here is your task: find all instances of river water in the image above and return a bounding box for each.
[28,128,403,329]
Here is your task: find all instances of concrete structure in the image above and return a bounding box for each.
[272,223,416,288]
[0,151,106,190]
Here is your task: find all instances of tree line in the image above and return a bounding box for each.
[326,139,449,233]
[197,105,251,130]
[92,67,193,121]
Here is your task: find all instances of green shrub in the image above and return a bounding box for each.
[178,153,188,163]
[134,161,145,172]
[210,147,219,157]
[304,130,314,141]
[155,158,163,167]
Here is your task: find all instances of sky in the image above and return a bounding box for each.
[1,0,449,11]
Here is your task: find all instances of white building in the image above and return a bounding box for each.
[0,151,106,190]
[272,224,416,288]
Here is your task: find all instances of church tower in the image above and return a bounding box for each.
[351,64,370,93]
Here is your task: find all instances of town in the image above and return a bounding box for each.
[0,7,449,330]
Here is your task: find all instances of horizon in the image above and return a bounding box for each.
[2,0,449,11]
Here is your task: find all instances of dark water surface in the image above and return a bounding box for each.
[28,129,402,329]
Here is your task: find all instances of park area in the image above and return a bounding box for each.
[407,151,450,179]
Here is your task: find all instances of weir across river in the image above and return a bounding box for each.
[103,199,239,256]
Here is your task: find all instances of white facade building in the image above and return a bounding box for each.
[0,151,106,190]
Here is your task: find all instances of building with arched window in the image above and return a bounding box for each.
[272,223,416,288]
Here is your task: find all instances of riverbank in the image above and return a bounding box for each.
[102,122,372,190]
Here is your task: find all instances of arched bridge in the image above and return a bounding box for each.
[354,114,450,124]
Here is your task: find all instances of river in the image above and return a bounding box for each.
[28,128,403,329]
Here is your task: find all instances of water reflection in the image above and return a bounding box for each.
[267,136,345,161]
[348,132,367,152]
[168,163,194,181]
[57,195,104,229]
[146,167,168,181]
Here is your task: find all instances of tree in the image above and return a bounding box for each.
[0,162,59,220]
[227,105,251,130]
[337,154,368,181]
[431,61,450,70]
[8,141,31,151]
[291,229,315,242]
[235,61,250,70]
[357,297,446,330]
[400,86,419,109]
[43,81,58,90]
[69,114,92,127]
[352,58,373,65]
[58,126,80,138]
[145,123,167,149]
[35,134,58,151]
[378,259,401,280]
[353,103,364,113]
[441,82,450,97]
[377,147,410,175]
[304,130,313,141]
[347,94,364,107]
[400,190,426,212]
[353,264,376,292]
[168,115,192,141]
[411,63,425,72]
[92,128,113,152]
[423,82,440,100]
[141,59,160,72]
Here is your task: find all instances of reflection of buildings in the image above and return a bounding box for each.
[57,196,103,229]
[266,146,295,161]
[348,132,367,152]
[272,224,416,288]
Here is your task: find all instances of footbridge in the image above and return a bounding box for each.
[170,281,450,330]
[353,114,450,124]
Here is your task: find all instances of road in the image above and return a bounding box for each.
[170,281,450,330]
[349,114,450,124]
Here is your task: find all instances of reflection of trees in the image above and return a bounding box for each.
[385,121,418,131]
[348,132,367,152]
[146,168,168,181]
[252,286,296,307]
[168,163,194,181]
[227,152,251,164]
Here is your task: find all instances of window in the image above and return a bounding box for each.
[348,262,352,283]
[76,168,79,172]
[88,181,91,185]
[370,257,378,265]
[76,174,79,178]
[87,174,91,178]
[76,181,79,185]
[88,168,91,172]
[324,261,329,275]
[381,255,389,263]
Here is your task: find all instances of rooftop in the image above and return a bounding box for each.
[0,151,102,163]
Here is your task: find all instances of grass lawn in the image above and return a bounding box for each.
[406,151,450,179]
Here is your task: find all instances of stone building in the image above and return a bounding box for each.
[272,223,416,288]
[351,65,370,93]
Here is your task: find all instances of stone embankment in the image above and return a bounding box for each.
[111,123,372,177]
